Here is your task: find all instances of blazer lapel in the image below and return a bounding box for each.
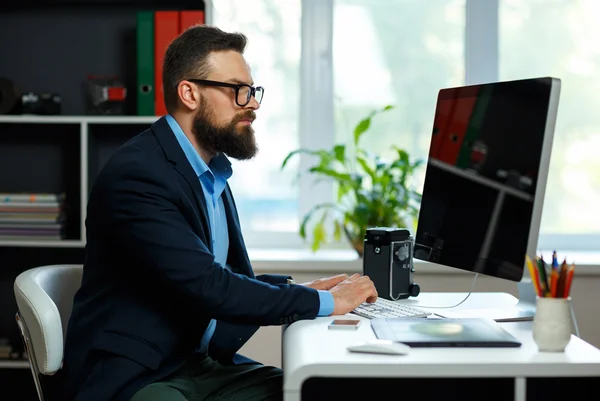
[222,184,254,278]
[150,117,212,245]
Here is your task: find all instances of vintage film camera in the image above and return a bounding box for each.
[363,227,420,300]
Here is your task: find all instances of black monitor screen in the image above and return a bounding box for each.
[414,78,556,282]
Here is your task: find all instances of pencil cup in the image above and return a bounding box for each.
[532,296,573,352]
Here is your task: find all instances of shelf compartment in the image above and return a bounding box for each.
[87,122,152,186]
[0,122,82,241]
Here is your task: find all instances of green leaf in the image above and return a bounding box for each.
[299,202,344,240]
[337,182,354,202]
[308,166,352,183]
[311,209,330,252]
[281,148,318,169]
[394,146,410,164]
[333,220,342,241]
[333,144,346,163]
[281,148,337,171]
[312,220,326,252]
[353,117,371,146]
[353,105,395,147]
[356,156,375,180]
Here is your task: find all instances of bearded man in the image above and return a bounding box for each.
[60,25,377,401]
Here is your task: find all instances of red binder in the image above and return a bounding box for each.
[436,93,478,166]
[179,10,205,33]
[429,98,453,159]
[154,11,180,116]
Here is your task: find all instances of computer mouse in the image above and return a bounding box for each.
[347,339,410,355]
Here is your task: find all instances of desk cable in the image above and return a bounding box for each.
[414,273,479,309]
[570,303,580,337]
[409,274,581,338]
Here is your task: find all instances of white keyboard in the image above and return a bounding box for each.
[351,297,432,319]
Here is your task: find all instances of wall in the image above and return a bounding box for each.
[238,261,600,369]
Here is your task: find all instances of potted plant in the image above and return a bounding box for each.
[281,105,424,257]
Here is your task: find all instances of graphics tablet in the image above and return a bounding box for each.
[370,317,522,347]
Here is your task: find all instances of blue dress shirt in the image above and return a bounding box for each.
[166,115,334,353]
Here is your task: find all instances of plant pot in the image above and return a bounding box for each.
[345,231,364,258]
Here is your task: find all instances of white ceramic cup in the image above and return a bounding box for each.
[532,296,573,352]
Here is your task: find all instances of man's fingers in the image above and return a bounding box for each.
[357,276,377,301]
[333,273,348,282]
[327,274,347,283]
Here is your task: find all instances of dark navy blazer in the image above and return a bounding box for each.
[59,117,321,401]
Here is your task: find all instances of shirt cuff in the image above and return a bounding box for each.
[317,290,335,316]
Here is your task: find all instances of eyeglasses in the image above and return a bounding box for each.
[186,79,264,106]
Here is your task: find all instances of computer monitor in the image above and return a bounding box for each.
[413,77,561,283]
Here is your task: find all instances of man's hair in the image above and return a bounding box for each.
[162,25,247,112]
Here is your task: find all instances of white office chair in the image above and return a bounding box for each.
[13,264,83,401]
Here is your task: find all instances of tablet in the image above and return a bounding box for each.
[370,317,522,347]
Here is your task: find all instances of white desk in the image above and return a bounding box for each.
[282,292,600,401]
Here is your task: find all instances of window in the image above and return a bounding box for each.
[332,0,466,187]
[499,0,600,249]
[210,0,302,238]
[206,0,598,254]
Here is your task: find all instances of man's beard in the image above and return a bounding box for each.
[192,97,258,160]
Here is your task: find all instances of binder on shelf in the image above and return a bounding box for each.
[455,86,493,169]
[430,98,453,160]
[154,11,180,117]
[436,92,478,166]
[136,11,155,116]
[179,10,205,33]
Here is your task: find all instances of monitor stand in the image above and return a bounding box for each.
[431,279,537,322]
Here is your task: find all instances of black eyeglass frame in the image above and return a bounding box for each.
[185,79,264,106]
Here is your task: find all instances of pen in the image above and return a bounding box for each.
[556,260,569,297]
[552,250,559,270]
[550,268,559,298]
[526,255,541,297]
[536,256,549,296]
[563,264,575,298]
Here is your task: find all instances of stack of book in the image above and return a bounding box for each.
[0,192,65,241]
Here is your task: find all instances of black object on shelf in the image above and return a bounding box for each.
[0,77,21,115]
[85,75,127,115]
[21,92,62,115]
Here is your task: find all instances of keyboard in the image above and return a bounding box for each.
[351,297,432,319]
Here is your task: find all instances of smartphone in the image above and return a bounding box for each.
[328,319,362,330]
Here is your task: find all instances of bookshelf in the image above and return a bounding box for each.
[0,1,214,398]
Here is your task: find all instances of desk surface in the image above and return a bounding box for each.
[283,292,600,393]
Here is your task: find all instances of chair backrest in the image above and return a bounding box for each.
[14,264,83,375]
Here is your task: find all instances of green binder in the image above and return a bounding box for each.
[455,86,493,168]
[136,11,155,116]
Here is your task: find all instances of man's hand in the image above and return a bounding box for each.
[300,273,349,291]
[329,273,378,315]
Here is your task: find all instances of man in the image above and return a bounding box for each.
[61,25,378,401]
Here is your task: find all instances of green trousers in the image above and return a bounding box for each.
[130,354,283,401]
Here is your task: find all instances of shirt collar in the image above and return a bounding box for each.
[166,114,232,181]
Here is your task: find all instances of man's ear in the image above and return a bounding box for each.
[177,80,200,111]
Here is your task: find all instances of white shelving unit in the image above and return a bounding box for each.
[0,360,29,369]
[0,115,160,247]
